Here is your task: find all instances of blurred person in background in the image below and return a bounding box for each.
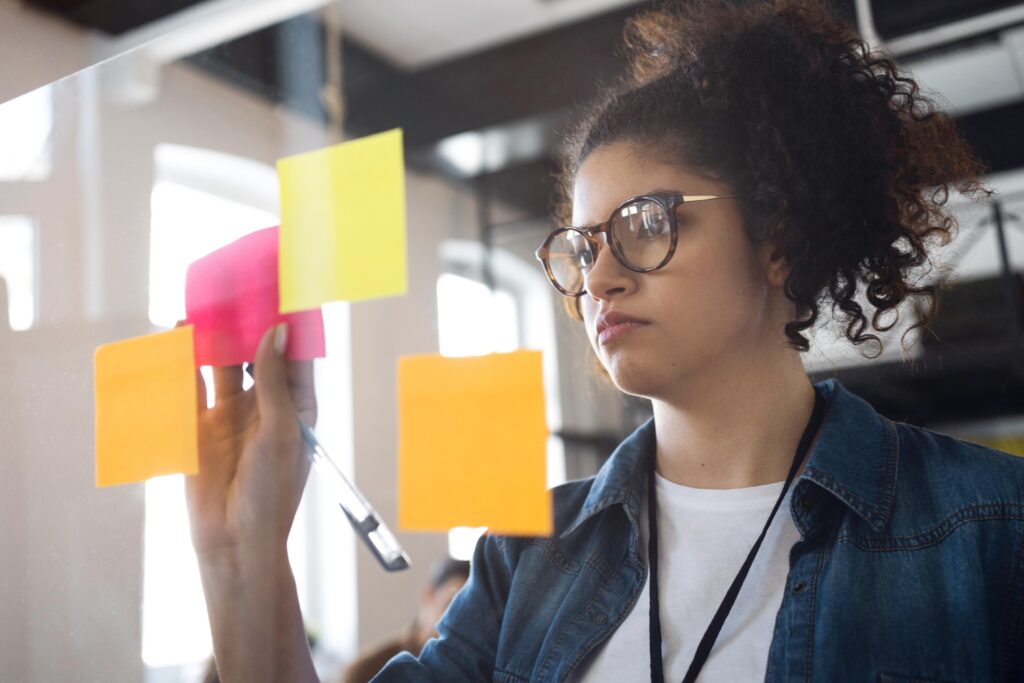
[340,558,470,683]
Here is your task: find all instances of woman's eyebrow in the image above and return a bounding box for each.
[572,188,686,227]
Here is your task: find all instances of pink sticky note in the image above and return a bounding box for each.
[185,226,325,367]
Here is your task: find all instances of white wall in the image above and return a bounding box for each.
[0,2,94,106]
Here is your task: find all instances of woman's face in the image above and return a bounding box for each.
[573,141,789,400]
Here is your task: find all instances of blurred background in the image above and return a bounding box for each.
[0,0,1022,681]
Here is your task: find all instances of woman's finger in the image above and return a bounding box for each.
[177,320,209,413]
[213,365,244,403]
[195,368,208,414]
[253,324,295,428]
[286,358,315,394]
[286,359,317,423]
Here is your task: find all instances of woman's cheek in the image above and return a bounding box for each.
[580,299,599,333]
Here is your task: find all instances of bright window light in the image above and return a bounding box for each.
[447,526,487,561]
[437,131,484,176]
[0,216,37,331]
[0,87,53,181]
[436,273,519,358]
[141,475,211,667]
[148,179,278,328]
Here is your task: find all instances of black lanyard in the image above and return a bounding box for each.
[648,388,826,683]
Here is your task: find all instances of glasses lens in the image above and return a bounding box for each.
[546,228,591,294]
[609,198,673,270]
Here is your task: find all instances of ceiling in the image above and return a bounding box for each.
[324,0,645,69]
[25,0,646,67]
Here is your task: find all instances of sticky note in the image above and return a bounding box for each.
[94,326,198,487]
[397,351,551,536]
[968,435,1024,457]
[277,128,407,312]
[185,226,325,367]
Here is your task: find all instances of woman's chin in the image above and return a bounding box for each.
[605,359,668,399]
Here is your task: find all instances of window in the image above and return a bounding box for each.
[437,273,519,357]
[148,179,279,328]
[0,86,53,181]
[0,216,37,331]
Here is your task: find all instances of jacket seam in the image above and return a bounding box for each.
[1003,527,1024,679]
[881,417,899,524]
[555,558,647,683]
[527,539,583,576]
[536,512,642,681]
[493,667,530,683]
[802,540,830,682]
[835,506,1024,551]
[535,570,615,681]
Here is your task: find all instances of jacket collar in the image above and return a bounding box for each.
[560,378,898,539]
[800,378,898,532]
[560,416,653,539]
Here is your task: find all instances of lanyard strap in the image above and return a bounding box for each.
[648,388,826,683]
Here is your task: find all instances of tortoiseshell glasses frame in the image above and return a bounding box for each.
[534,192,735,297]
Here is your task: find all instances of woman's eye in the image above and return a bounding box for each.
[640,214,668,238]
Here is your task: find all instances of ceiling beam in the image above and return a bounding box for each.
[342,5,646,148]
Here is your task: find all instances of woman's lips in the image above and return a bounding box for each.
[598,320,650,344]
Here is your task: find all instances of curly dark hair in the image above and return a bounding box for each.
[557,0,989,355]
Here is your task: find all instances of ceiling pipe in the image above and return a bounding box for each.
[855,0,1024,57]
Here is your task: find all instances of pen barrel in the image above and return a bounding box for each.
[299,419,410,572]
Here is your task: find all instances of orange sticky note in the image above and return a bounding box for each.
[94,326,198,487]
[398,351,551,536]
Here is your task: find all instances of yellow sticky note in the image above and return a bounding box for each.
[968,435,1024,457]
[94,326,198,487]
[398,351,552,536]
[277,128,407,312]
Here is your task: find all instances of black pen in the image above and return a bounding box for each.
[245,363,410,572]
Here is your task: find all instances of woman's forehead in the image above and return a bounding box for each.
[571,142,718,224]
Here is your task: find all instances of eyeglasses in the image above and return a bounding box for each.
[534,192,735,297]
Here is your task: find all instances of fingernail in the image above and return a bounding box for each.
[274,323,289,356]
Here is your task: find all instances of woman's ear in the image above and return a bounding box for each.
[759,242,790,288]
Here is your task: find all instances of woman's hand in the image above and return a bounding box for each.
[182,322,320,682]
[185,323,317,561]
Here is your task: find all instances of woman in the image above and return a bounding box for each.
[187,1,1024,681]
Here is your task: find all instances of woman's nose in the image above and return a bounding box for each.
[583,233,635,300]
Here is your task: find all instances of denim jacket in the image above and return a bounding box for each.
[375,379,1024,682]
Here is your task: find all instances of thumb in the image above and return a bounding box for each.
[254,323,294,427]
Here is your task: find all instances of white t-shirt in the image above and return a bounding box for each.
[571,474,801,682]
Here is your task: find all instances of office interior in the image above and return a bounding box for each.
[0,0,1022,681]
